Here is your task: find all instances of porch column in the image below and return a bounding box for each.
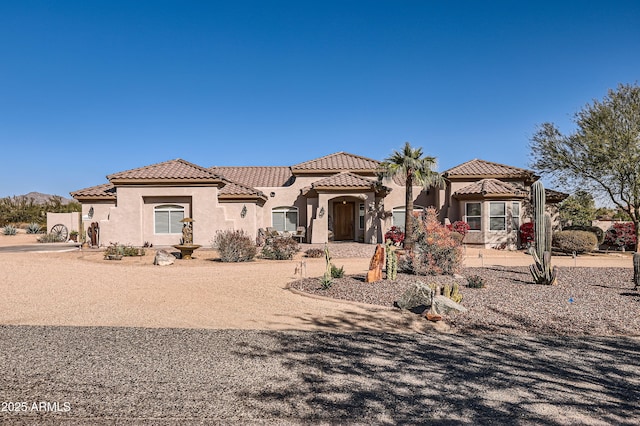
[363,191,378,244]
[311,193,330,244]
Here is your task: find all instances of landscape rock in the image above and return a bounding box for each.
[431,295,467,315]
[365,244,385,282]
[153,249,175,266]
[395,281,433,310]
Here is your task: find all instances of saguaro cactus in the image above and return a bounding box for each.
[529,181,557,285]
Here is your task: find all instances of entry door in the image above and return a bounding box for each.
[333,202,355,241]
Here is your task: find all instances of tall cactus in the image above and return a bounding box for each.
[385,240,398,280]
[633,253,640,291]
[529,181,557,285]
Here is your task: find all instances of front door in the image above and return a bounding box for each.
[333,202,354,241]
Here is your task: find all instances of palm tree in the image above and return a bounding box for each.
[380,142,443,250]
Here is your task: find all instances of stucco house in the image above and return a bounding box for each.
[71,152,566,248]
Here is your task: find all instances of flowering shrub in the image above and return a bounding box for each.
[519,222,535,246]
[399,207,463,275]
[447,220,470,237]
[604,222,637,250]
[384,226,405,245]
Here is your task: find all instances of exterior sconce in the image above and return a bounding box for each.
[319,207,325,218]
[270,192,276,197]
[88,207,94,218]
[241,205,247,218]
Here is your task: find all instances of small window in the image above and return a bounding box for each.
[490,202,506,231]
[272,207,298,233]
[465,202,481,231]
[392,206,424,230]
[155,205,185,234]
[511,201,521,231]
[359,203,365,229]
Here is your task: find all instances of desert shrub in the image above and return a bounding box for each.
[26,222,42,234]
[519,222,534,246]
[104,242,145,258]
[213,229,257,262]
[553,230,598,254]
[261,236,299,260]
[2,225,17,235]
[330,264,344,278]
[467,275,485,288]
[400,207,463,276]
[384,226,405,245]
[604,222,637,250]
[563,225,604,245]
[37,233,64,243]
[305,248,324,258]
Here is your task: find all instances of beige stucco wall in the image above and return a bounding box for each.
[46,212,80,240]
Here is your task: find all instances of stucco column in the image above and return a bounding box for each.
[311,193,329,244]
[363,192,377,244]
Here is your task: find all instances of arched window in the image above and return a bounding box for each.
[155,205,185,234]
[272,206,298,233]
[392,206,425,230]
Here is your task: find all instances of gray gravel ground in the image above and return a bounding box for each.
[1,325,639,425]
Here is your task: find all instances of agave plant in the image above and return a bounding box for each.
[3,225,17,236]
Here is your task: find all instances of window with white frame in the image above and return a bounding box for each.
[272,206,298,233]
[155,205,185,234]
[511,201,521,231]
[489,202,507,231]
[392,206,424,230]
[465,202,481,231]
[359,203,365,229]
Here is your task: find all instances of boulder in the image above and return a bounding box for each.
[153,249,175,266]
[365,244,385,282]
[395,282,433,310]
[431,295,467,315]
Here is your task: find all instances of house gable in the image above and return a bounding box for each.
[443,159,537,182]
[107,158,225,186]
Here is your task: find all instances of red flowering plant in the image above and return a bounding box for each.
[447,220,471,237]
[519,222,535,247]
[384,226,405,246]
[400,207,463,275]
[604,222,637,250]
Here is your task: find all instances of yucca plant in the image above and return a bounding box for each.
[26,222,42,234]
[3,225,17,235]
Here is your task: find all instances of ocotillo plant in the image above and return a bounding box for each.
[529,181,557,285]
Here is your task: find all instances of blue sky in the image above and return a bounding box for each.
[1,1,638,199]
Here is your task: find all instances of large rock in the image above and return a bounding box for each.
[153,249,175,266]
[395,282,433,310]
[431,295,467,315]
[365,244,385,283]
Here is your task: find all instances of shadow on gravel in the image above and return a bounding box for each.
[1,325,639,424]
[237,327,640,424]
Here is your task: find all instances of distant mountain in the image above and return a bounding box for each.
[6,192,74,205]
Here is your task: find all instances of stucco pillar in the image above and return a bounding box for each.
[363,192,377,244]
[311,193,329,244]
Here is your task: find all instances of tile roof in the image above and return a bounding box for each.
[292,152,381,172]
[107,159,223,182]
[218,180,267,200]
[454,179,527,197]
[311,172,378,189]
[210,166,293,188]
[70,183,116,200]
[443,159,535,179]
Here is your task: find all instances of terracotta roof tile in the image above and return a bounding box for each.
[454,179,526,197]
[70,183,116,200]
[311,172,377,189]
[108,159,222,181]
[292,152,381,172]
[219,180,267,199]
[210,166,293,188]
[444,159,534,178]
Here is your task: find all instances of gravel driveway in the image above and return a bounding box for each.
[1,325,638,425]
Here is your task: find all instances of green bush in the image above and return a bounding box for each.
[553,230,598,254]
[2,225,17,235]
[467,275,485,288]
[104,243,145,258]
[213,229,257,262]
[330,264,344,278]
[261,236,299,260]
[563,225,604,245]
[26,222,42,234]
[305,248,324,258]
[37,233,64,243]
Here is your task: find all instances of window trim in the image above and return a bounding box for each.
[358,203,365,230]
[272,206,299,233]
[465,202,482,231]
[154,204,185,234]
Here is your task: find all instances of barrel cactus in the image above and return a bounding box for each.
[529,181,557,285]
